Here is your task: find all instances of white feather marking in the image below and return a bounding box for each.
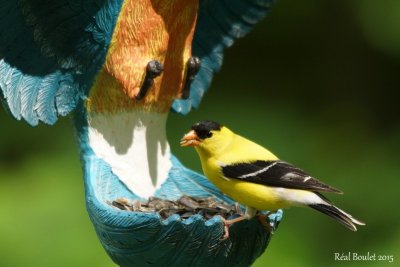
[221,176,231,181]
[88,111,172,198]
[238,161,278,179]
[273,187,326,205]
[217,161,230,180]
[217,161,227,167]
[333,205,366,225]
[303,176,312,182]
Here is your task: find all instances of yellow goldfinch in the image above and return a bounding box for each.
[180,120,365,238]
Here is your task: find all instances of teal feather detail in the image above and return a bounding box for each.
[55,74,80,116]
[9,73,24,120]
[0,0,124,125]
[20,78,42,125]
[4,66,21,120]
[35,72,60,124]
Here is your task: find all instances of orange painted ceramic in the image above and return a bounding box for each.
[88,0,199,113]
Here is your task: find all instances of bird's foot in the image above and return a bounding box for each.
[256,211,275,234]
[218,215,249,240]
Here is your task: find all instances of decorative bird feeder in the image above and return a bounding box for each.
[0,0,281,266]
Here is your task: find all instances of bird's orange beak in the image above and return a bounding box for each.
[180,130,201,147]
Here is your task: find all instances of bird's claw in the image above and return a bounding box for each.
[218,214,249,240]
[218,211,275,239]
[218,215,230,240]
[222,222,230,240]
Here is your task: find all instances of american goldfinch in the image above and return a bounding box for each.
[180,120,365,238]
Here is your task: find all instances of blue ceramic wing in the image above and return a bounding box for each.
[172,0,274,114]
[0,0,123,126]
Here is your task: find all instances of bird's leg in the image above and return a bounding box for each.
[181,56,201,99]
[256,211,276,233]
[219,207,257,240]
[219,215,250,240]
[136,60,164,100]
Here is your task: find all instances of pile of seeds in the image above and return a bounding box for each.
[109,195,242,219]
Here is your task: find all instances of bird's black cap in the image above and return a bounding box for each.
[191,120,221,139]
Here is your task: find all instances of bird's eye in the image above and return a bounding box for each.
[196,130,213,139]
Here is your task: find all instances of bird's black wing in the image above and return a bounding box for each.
[221,160,342,193]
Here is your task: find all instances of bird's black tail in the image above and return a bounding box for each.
[309,204,365,231]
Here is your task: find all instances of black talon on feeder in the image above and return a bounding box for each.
[136,60,164,100]
[181,56,201,99]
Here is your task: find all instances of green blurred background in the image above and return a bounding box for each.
[1,1,399,266]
